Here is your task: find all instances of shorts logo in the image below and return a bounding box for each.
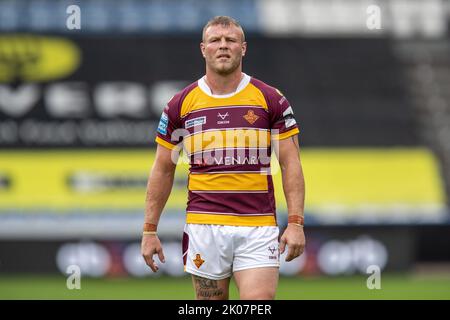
[157,112,169,135]
[193,254,205,269]
[243,110,259,125]
[185,116,206,129]
[268,246,278,260]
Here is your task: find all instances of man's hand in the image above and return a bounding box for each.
[141,235,165,272]
[279,224,305,262]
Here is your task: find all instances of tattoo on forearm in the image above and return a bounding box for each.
[193,276,224,299]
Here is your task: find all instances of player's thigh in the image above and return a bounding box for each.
[233,267,279,300]
[191,275,231,300]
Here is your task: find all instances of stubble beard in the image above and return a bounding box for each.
[209,57,241,76]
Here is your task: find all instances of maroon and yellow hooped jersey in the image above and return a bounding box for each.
[155,74,299,227]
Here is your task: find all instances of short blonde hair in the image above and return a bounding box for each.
[202,16,245,42]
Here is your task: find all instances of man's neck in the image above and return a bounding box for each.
[204,70,244,95]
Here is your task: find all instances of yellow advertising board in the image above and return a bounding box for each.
[0,148,446,214]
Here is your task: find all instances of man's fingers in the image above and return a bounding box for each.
[285,245,296,262]
[285,245,301,262]
[299,244,305,256]
[281,228,306,261]
[143,253,158,272]
[143,247,166,272]
[157,249,165,264]
[147,255,158,272]
[279,237,287,254]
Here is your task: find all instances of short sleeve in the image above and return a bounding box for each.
[155,96,182,150]
[269,88,300,140]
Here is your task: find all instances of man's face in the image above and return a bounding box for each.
[201,24,247,75]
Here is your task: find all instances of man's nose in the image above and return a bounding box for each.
[219,38,229,48]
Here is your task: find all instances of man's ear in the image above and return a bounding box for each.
[242,42,247,57]
[200,42,206,58]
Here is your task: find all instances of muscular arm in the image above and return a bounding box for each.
[278,135,305,219]
[275,134,306,261]
[144,145,178,225]
[142,144,178,272]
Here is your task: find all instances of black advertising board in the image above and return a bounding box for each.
[0,35,419,148]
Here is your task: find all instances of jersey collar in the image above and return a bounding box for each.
[198,73,251,98]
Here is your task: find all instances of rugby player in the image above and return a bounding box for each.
[142,16,306,300]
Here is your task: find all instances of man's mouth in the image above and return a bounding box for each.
[217,54,231,59]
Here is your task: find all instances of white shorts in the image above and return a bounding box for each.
[182,224,280,280]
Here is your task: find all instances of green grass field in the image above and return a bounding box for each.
[1,273,449,300]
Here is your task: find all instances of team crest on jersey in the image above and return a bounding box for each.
[185,116,206,129]
[193,254,205,269]
[243,110,259,125]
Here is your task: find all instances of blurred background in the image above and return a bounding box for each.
[0,0,450,299]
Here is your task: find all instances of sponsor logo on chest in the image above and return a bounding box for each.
[217,112,230,124]
[185,116,206,129]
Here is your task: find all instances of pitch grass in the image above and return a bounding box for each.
[1,273,449,300]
